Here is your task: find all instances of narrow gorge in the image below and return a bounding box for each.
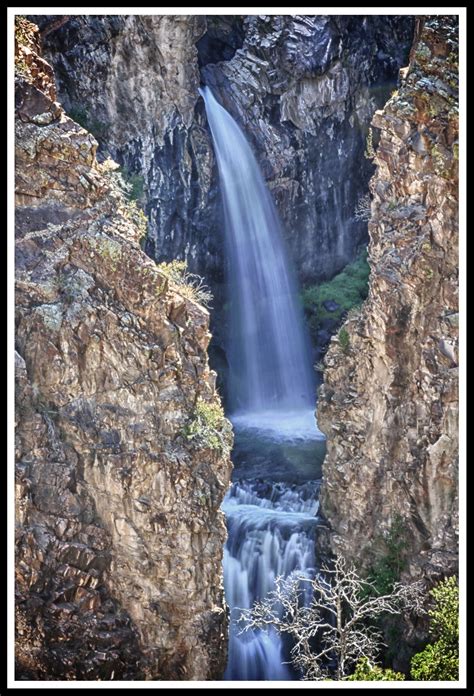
[14,13,460,684]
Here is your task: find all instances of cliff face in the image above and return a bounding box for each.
[29,14,221,288]
[318,16,458,582]
[34,14,413,289]
[203,15,414,282]
[15,19,232,680]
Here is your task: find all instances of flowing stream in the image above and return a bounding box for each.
[200,86,326,681]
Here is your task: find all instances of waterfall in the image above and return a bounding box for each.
[222,481,320,681]
[199,86,315,418]
[201,86,325,681]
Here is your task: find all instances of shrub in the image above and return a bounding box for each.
[157,260,213,308]
[338,327,350,353]
[119,167,145,202]
[347,657,404,681]
[67,106,109,140]
[183,397,232,455]
[411,576,459,681]
[366,514,409,596]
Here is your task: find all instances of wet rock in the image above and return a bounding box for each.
[322,300,340,313]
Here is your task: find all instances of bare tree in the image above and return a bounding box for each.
[240,555,424,681]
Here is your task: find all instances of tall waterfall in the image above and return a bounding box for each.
[199,86,315,416]
[201,86,325,681]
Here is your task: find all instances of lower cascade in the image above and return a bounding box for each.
[201,86,326,680]
[222,460,323,680]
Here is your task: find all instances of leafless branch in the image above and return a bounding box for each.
[240,555,424,681]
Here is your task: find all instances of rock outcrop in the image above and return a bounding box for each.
[15,18,232,681]
[318,16,459,583]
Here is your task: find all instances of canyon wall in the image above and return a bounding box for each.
[15,18,232,680]
[318,16,459,584]
[33,14,413,288]
[31,13,413,392]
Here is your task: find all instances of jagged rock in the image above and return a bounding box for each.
[15,20,232,681]
[318,17,458,588]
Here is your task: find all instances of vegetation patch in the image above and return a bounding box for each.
[347,657,404,681]
[301,251,370,339]
[67,106,109,140]
[182,397,232,455]
[119,166,145,202]
[365,514,409,596]
[411,576,459,681]
[157,260,213,308]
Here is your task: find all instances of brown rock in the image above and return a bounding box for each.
[318,16,458,584]
[15,20,232,681]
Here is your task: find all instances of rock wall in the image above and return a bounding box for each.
[15,18,232,680]
[318,16,459,583]
[31,13,413,396]
[203,15,414,282]
[33,14,413,288]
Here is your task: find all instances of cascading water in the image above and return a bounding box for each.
[199,86,315,420]
[222,481,320,680]
[200,86,326,681]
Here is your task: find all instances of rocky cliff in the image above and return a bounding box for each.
[31,13,413,393]
[32,15,413,282]
[15,18,232,680]
[318,16,459,584]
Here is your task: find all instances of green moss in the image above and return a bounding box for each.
[301,252,370,338]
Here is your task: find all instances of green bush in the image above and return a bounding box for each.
[338,327,350,353]
[119,167,145,202]
[301,252,370,338]
[67,106,109,140]
[183,397,232,455]
[347,658,404,681]
[411,576,459,681]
